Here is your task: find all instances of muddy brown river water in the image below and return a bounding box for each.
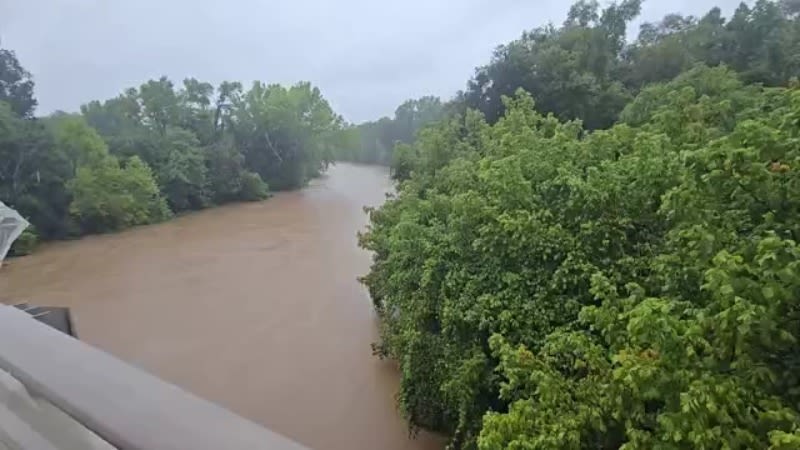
[0,163,442,450]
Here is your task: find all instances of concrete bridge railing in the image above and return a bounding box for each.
[0,305,309,450]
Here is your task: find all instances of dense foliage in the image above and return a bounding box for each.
[0,49,351,254]
[360,1,800,449]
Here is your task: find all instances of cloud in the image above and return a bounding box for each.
[1,0,743,123]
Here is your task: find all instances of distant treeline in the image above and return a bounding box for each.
[359,1,800,449]
[334,96,445,166]
[0,49,352,255]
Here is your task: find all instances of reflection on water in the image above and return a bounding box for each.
[0,163,441,450]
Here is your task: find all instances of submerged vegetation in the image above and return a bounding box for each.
[359,1,800,448]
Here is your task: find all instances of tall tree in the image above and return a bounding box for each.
[0,102,72,239]
[50,115,110,176]
[0,48,36,117]
[622,0,800,88]
[232,81,342,189]
[154,127,209,211]
[139,76,179,135]
[213,80,243,135]
[178,78,215,145]
[463,0,640,129]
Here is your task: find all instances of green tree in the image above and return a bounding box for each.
[68,156,170,233]
[80,90,163,169]
[0,48,36,117]
[50,115,110,176]
[622,0,800,89]
[0,102,73,238]
[178,78,215,145]
[232,81,342,189]
[463,0,640,129]
[154,128,209,212]
[204,137,269,203]
[139,77,179,135]
[213,81,243,135]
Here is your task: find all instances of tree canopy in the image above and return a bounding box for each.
[358,1,800,449]
[461,0,800,130]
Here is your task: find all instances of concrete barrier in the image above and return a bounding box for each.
[0,305,309,450]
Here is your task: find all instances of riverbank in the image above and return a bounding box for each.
[0,163,442,450]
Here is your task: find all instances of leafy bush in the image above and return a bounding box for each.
[480,89,800,450]
[9,227,38,256]
[68,156,171,233]
[238,171,269,201]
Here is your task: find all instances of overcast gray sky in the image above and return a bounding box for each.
[1,0,742,123]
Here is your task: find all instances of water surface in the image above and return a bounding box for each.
[0,163,441,450]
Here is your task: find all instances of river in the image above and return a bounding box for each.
[0,163,442,450]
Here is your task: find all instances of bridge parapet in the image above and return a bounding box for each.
[0,305,309,450]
